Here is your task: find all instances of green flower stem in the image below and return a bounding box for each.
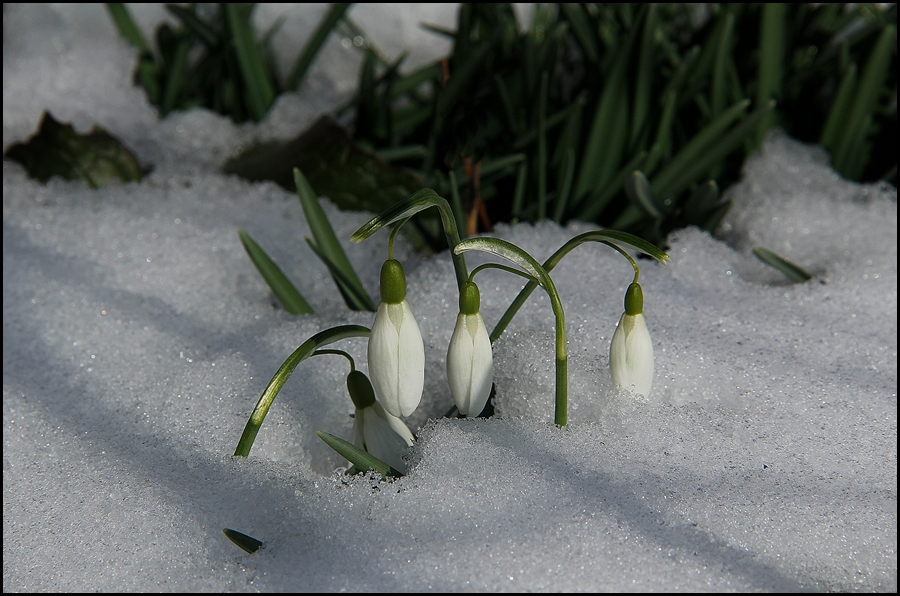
[233,325,370,457]
[351,189,468,289]
[490,230,669,343]
[313,349,355,371]
[454,237,569,426]
[468,262,541,286]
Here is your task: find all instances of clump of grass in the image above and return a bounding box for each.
[109,3,896,249]
[337,3,895,247]
[105,3,351,122]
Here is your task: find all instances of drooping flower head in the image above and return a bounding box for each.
[446,281,493,417]
[367,258,425,418]
[346,369,414,473]
[609,281,654,398]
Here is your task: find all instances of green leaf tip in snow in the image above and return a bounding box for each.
[223,528,264,554]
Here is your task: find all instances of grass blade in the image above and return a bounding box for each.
[573,35,633,201]
[755,3,786,145]
[624,170,662,219]
[105,3,152,53]
[819,62,858,151]
[711,12,735,119]
[537,71,548,221]
[165,4,219,48]
[833,24,896,177]
[552,146,576,223]
[293,169,375,311]
[576,150,648,222]
[753,247,812,283]
[237,229,313,315]
[559,3,600,64]
[223,529,264,554]
[662,99,776,200]
[650,98,750,197]
[224,3,275,121]
[305,239,376,312]
[286,3,350,90]
[630,4,657,149]
[316,431,401,477]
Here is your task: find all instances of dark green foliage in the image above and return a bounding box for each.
[341,3,896,247]
[105,3,349,122]
[4,111,146,188]
[108,3,896,248]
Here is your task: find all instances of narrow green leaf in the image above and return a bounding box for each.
[711,12,735,119]
[552,147,576,223]
[454,237,546,286]
[234,325,371,457]
[293,169,375,311]
[660,45,700,105]
[223,529,264,554]
[224,3,275,121]
[512,161,528,221]
[350,188,468,289]
[161,38,190,114]
[662,100,776,200]
[650,98,750,197]
[392,62,441,98]
[448,169,467,240]
[286,3,350,90]
[316,431,401,477]
[479,153,526,178]
[576,150,648,222]
[833,24,896,176]
[625,171,662,219]
[305,238,376,312]
[494,74,522,135]
[755,3,786,145]
[237,229,313,315]
[513,94,587,150]
[559,3,600,64]
[374,145,428,162]
[105,3,152,53]
[630,4,657,149]
[819,63,858,151]
[165,4,219,48]
[643,90,677,176]
[753,247,813,283]
[574,35,634,200]
[537,70,549,221]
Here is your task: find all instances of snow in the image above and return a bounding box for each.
[3,3,896,592]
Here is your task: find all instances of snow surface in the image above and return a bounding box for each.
[3,3,897,592]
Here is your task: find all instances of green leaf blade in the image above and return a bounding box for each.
[316,431,401,477]
[753,247,813,283]
[293,169,376,311]
[237,228,313,315]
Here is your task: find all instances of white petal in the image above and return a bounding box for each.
[351,410,365,451]
[447,313,493,416]
[609,312,654,398]
[368,302,402,416]
[372,401,415,446]
[394,300,425,416]
[363,402,413,473]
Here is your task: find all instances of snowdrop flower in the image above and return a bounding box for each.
[609,282,654,398]
[367,258,425,418]
[347,370,415,473]
[446,281,493,417]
